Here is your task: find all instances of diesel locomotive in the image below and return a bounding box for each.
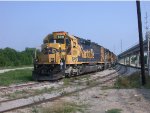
[32,31,116,81]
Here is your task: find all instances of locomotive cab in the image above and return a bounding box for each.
[37,32,72,64]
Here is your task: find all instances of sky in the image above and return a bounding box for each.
[0,1,150,55]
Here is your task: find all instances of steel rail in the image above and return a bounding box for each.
[0,82,41,92]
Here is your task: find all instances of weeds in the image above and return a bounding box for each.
[63,78,71,86]
[101,86,111,90]
[32,106,39,113]
[39,101,87,113]
[34,87,54,95]
[86,77,90,86]
[114,72,150,89]
[106,108,122,113]
[60,90,68,96]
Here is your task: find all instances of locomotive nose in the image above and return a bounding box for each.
[46,43,66,64]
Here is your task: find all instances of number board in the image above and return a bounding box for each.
[57,35,65,39]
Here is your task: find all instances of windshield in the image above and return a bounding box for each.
[56,39,64,44]
[49,38,54,43]
[47,38,65,44]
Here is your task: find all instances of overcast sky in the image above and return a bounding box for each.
[0,1,150,55]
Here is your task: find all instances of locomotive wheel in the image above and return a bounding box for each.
[77,68,82,76]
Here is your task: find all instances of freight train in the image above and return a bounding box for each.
[32,31,116,81]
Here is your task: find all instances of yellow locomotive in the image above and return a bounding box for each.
[33,31,116,80]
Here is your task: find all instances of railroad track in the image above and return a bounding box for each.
[0,68,119,103]
[0,66,120,92]
[0,66,123,113]
[0,82,38,90]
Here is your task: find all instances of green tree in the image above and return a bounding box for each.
[0,47,35,67]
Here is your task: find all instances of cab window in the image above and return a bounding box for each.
[49,35,54,43]
[56,39,64,44]
[66,38,70,46]
[49,38,54,43]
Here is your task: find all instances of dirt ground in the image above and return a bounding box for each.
[64,87,150,113]
[10,87,150,113]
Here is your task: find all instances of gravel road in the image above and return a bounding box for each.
[0,67,33,74]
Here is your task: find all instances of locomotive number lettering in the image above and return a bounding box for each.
[72,57,78,62]
[57,35,65,39]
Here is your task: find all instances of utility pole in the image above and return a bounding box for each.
[145,12,149,37]
[136,0,146,85]
[145,12,150,75]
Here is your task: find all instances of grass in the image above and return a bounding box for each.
[63,73,93,87]
[114,72,150,89]
[0,69,33,86]
[105,108,122,113]
[34,87,55,94]
[63,78,71,86]
[39,101,87,113]
[32,106,39,113]
[5,89,29,99]
[86,77,90,86]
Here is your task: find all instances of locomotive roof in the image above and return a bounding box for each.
[74,35,102,47]
[43,34,51,41]
[42,32,113,55]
